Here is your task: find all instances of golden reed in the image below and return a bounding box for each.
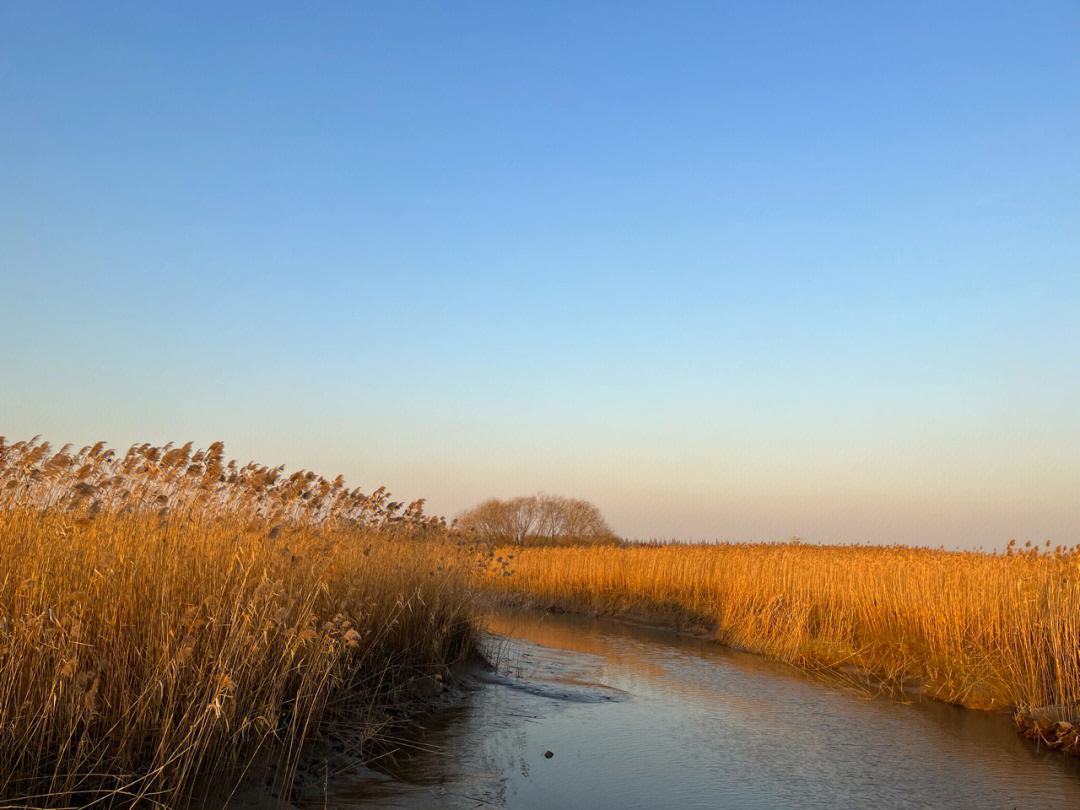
[486,540,1080,752]
[0,438,478,807]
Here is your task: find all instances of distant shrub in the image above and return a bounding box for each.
[456,493,618,546]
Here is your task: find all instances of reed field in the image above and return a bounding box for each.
[485,540,1080,751]
[0,438,479,808]
[3,433,1079,809]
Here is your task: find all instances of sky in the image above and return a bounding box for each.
[2,2,1078,548]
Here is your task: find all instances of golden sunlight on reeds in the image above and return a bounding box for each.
[485,541,1080,751]
[0,438,478,808]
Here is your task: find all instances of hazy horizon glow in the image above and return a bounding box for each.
[2,2,1078,548]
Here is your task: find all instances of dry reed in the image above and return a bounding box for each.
[485,540,1080,750]
[0,438,478,808]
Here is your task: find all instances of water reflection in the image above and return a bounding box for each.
[323,610,1080,809]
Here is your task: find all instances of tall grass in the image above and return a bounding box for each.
[0,438,478,808]
[486,541,1080,751]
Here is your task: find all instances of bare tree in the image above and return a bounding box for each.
[456,494,616,545]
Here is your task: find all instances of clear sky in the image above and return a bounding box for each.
[2,2,1078,547]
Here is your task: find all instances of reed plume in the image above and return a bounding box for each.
[0,437,477,807]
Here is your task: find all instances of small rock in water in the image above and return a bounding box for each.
[544,750,554,759]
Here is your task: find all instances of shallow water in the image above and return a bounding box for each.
[325,610,1080,809]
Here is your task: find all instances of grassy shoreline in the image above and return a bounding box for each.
[0,509,478,808]
[0,439,481,808]
[484,541,1080,753]
[4,434,1077,806]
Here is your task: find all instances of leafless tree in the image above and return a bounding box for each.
[456,494,616,545]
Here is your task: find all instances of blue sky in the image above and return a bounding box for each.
[2,2,1078,546]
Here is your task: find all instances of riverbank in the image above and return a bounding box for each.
[227,661,488,809]
[0,439,481,808]
[322,609,1080,809]
[0,507,479,807]
[483,541,1080,752]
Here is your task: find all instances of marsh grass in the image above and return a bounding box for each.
[0,438,478,808]
[486,540,1080,748]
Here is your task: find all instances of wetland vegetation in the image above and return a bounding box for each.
[483,539,1080,752]
[1,437,1077,808]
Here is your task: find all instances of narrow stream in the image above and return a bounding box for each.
[324,610,1080,809]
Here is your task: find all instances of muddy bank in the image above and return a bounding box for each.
[1017,706,1080,756]
[218,664,488,809]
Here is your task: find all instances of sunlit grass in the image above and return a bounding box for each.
[0,438,478,807]
[486,540,1080,750]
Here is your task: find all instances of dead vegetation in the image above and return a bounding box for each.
[485,539,1080,751]
[0,437,479,807]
